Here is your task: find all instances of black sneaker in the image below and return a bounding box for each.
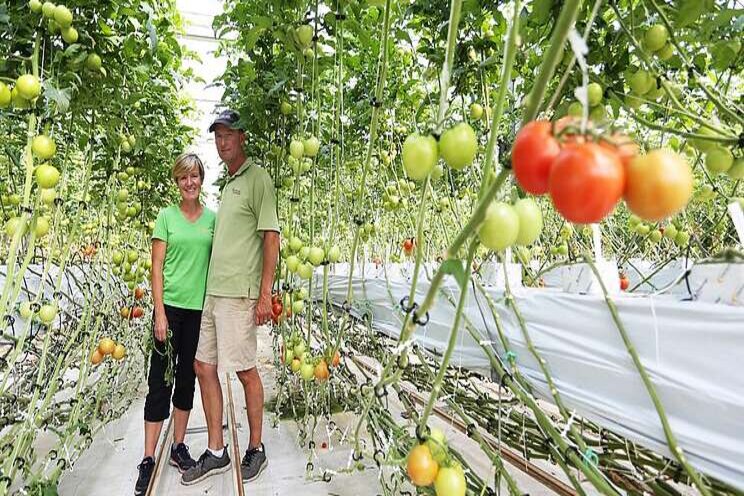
[241,443,268,482]
[134,456,155,496]
[169,443,196,473]
[181,446,231,485]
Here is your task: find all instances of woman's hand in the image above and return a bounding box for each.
[154,310,168,342]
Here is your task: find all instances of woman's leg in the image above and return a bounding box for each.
[171,307,202,444]
[143,322,176,457]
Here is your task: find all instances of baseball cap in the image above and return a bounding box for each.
[208,109,243,132]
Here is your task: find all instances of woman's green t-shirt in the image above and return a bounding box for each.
[152,205,216,310]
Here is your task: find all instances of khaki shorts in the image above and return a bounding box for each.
[195,295,259,373]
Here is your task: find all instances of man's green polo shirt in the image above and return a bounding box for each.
[206,159,280,298]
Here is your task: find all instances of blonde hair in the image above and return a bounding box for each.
[172,153,205,182]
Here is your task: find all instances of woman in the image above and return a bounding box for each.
[135,153,216,495]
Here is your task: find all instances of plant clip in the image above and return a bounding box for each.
[334,12,347,21]
[30,302,41,312]
[503,350,517,362]
[373,449,384,467]
[308,440,316,449]
[582,448,599,468]
[353,216,364,226]
[738,132,744,149]
[415,424,430,443]
[352,450,363,461]
[306,462,314,472]
[20,205,33,214]
[411,310,429,326]
[341,300,352,312]
[401,492,413,496]
[53,290,63,300]
[14,457,25,469]
[312,34,319,42]
[466,422,477,437]
[289,196,300,203]
[329,137,340,144]
[322,471,332,482]
[398,296,417,314]
[370,97,382,108]
[3,314,15,326]
[295,86,305,94]
[48,449,57,460]
[374,384,387,398]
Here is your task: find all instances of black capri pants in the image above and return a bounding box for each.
[144,304,201,422]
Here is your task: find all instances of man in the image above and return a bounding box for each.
[181,109,280,486]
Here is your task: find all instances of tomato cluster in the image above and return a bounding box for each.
[406,430,466,496]
[91,337,126,365]
[511,118,693,224]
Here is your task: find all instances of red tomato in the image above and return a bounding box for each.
[553,116,592,146]
[620,275,630,290]
[132,306,144,318]
[548,143,625,223]
[272,302,283,317]
[511,121,561,195]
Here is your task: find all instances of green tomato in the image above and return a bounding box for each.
[41,1,56,18]
[327,245,341,263]
[289,139,304,160]
[112,250,124,264]
[0,82,11,108]
[567,101,583,117]
[656,43,674,61]
[296,25,313,48]
[16,74,41,100]
[53,4,72,27]
[38,304,57,324]
[61,25,78,44]
[292,299,305,314]
[40,188,56,205]
[307,246,324,266]
[300,362,315,381]
[19,301,35,319]
[127,249,139,263]
[32,135,56,159]
[587,82,603,106]
[439,123,478,171]
[469,102,484,120]
[117,188,129,202]
[649,230,662,243]
[644,24,669,52]
[280,101,292,114]
[303,136,320,157]
[727,158,744,180]
[402,134,439,181]
[284,348,294,363]
[286,255,300,273]
[705,147,733,174]
[663,224,678,240]
[35,163,60,189]
[5,217,22,237]
[298,262,314,280]
[628,70,653,95]
[434,465,466,496]
[513,198,543,246]
[85,53,102,71]
[293,342,306,357]
[589,105,607,122]
[34,216,51,237]
[288,236,303,253]
[674,230,690,247]
[478,202,519,251]
[29,0,43,13]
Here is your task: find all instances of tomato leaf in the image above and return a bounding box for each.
[439,259,467,289]
[42,82,71,114]
[675,0,707,28]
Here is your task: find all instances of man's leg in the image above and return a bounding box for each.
[236,367,263,449]
[194,359,224,450]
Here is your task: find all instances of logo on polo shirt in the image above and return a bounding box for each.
[232,187,241,196]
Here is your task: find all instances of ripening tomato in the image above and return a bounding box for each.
[314,359,330,381]
[406,444,439,486]
[548,143,625,223]
[624,149,692,221]
[131,306,144,318]
[620,275,630,291]
[511,121,561,195]
[599,132,638,168]
[402,238,414,253]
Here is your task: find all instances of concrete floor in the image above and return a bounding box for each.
[58,328,578,496]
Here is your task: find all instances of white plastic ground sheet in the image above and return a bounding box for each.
[314,263,744,491]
